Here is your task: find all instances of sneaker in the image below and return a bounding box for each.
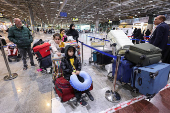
[79,98,88,106]
[31,64,37,66]
[23,66,28,70]
[86,92,94,101]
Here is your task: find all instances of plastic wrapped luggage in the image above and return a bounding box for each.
[131,63,170,97]
[33,42,51,59]
[112,56,134,83]
[107,30,134,51]
[54,77,93,102]
[125,43,162,66]
[97,50,113,65]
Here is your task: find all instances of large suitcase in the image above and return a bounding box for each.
[112,56,134,83]
[33,42,51,59]
[125,43,162,66]
[97,50,113,65]
[39,55,52,69]
[107,30,134,51]
[131,63,170,96]
[54,77,93,102]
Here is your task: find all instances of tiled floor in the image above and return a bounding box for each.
[0,32,169,113]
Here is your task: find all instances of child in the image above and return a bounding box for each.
[60,29,67,42]
[49,33,64,57]
[61,45,94,106]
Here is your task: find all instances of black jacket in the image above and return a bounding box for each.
[134,29,141,39]
[149,22,169,50]
[61,45,81,80]
[66,24,79,40]
[145,29,151,36]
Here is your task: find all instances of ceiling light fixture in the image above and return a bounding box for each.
[149,1,153,3]
[138,12,140,13]
[60,1,63,4]
[118,10,121,11]
[50,2,56,3]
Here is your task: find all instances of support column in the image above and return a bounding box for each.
[28,5,35,35]
[147,16,154,31]
[95,13,99,33]
[10,18,13,25]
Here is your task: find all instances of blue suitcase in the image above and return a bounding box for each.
[93,51,97,63]
[112,56,134,83]
[131,63,170,96]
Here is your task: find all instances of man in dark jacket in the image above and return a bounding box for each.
[61,45,94,106]
[149,15,169,59]
[66,24,79,43]
[8,18,36,70]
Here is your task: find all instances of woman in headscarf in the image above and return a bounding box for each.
[66,24,79,43]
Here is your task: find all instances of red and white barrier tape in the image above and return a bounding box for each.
[100,83,170,113]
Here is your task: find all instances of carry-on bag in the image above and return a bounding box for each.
[97,50,113,65]
[54,77,93,102]
[52,59,63,82]
[112,56,134,83]
[93,51,97,63]
[125,43,162,66]
[39,55,52,69]
[33,42,51,59]
[131,63,170,97]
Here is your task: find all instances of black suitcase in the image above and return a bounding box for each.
[39,55,52,69]
[97,50,113,65]
[125,43,162,66]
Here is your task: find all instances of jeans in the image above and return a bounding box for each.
[18,47,34,67]
[72,74,90,101]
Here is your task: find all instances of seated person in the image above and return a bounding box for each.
[49,33,64,57]
[60,29,67,42]
[61,45,94,106]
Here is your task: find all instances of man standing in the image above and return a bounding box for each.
[8,18,36,70]
[149,15,169,59]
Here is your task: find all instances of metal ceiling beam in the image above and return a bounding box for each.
[53,0,68,24]
[1,0,26,15]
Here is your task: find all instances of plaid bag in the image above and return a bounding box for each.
[52,59,64,81]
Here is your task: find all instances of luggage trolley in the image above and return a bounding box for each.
[89,41,105,64]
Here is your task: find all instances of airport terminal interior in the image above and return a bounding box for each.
[1,0,170,113]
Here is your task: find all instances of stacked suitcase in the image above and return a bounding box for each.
[54,77,93,102]
[108,30,170,99]
[33,42,52,71]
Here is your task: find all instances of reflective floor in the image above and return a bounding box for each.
[0,32,169,113]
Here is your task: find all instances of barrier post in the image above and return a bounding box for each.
[86,35,87,44]
[105,55,121,103]
[0,39,18,81]
[81,42,83,63]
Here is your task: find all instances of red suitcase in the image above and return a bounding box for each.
[33,42,51,58]
[54,77,93,102]
[8,45,18,56]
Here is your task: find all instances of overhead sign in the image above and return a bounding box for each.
[60,12,67,17]
[72,18,78,21]
[0,13,3,17]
